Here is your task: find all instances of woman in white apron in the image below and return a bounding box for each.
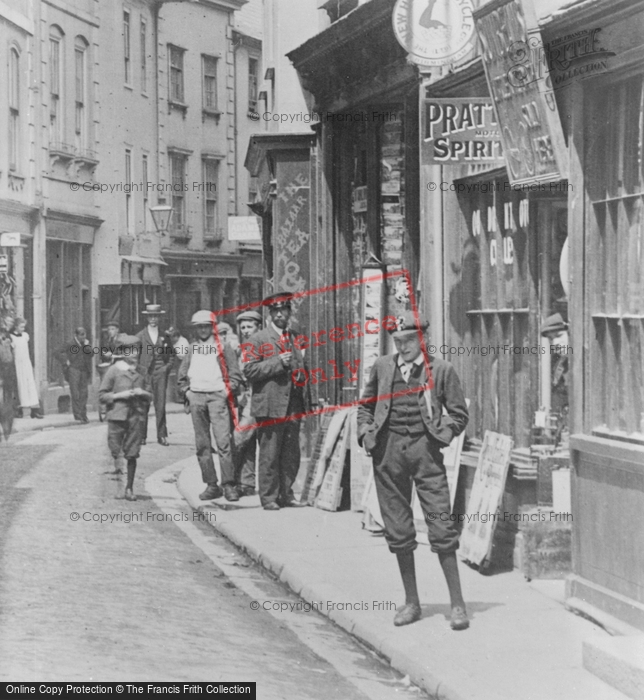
[11,318,43,418]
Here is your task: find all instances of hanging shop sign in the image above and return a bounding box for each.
[474,0,569,185]
[393,0,476,68]
[422,98,505,166]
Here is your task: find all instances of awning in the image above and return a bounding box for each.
[121,255,168,266]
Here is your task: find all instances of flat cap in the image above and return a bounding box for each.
[191,310,214,325]
[236,309,263,324]
[389,311,429,337]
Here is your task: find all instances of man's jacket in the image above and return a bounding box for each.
[58,338,93,376]
[136,327,172,375]
[176,340,243,400]
[241,326,310,419]
[357,353,468,452]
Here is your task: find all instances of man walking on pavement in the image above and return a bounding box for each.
[178,310,244,502]
[137,304,172,446]
[357,311,470,630]
[58,327,93,423]
[234,309,263,496]
[242,292,309,511]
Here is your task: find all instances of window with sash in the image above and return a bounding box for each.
[202,55,218,110]
[74,38,88,152]
[585,74,644,438]
[123,10,131,84]
[49,29,63,146]
[248,58,258,113]
[169,45,185,104]
[140,18,147,93]
[169,152,188,234]
[203,159,219,238]
[8,47,19,171]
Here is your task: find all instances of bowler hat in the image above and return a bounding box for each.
[141,304,166,315]
[262,291,294,309]
[389,311,429,337]
[236,309,262,324]
[541,313,568,336]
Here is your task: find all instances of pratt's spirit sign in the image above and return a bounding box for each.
[474,0,568,185]
[393,0,475,68]
[422,98,505,165]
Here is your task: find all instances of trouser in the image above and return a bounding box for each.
[107,413,145,459]
[234,395,256,489]
[257,417,301,506]
[372,430,459,555]
[68,367,89,420]
[142,365,168,440]
[188,390,236,486]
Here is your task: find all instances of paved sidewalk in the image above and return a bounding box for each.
[9,403,185,436]
[176,458,627,700]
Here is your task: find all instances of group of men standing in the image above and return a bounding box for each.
[177,291,308,510]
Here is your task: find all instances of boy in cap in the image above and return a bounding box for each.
[99,336,152,501]
[242,292,309,510]
[235,309,263,495]
[357,311,470,630]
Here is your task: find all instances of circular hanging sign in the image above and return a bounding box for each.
[392,0,475,68]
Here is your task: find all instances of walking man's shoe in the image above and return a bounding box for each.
[450,606,469,631]
[223,485,240,502]
[199,484,223,501]
[263,502,280,511]
[393,603,422,627]
[239,486,255,497]
[158,437,169,446]
[124,488,136,501]
[281,497,305,508]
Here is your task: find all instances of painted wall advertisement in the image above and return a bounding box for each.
[474,0,569,185]
[274,158,311,331]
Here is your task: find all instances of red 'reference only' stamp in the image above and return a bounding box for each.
[209,269,434,432]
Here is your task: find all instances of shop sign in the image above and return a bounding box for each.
[228,216,262,242]
[422,98,505,165]
[393,0,475,68]
[474,0,568,185]
[0,232,22,247]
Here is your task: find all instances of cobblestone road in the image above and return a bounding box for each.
[0,419,425,700]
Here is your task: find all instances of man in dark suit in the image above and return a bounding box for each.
[136,304,172,446]
[58,327,93,423]
[357,311,470,630]
[242,292,309,510]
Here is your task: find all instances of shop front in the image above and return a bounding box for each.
[542,0,644,632]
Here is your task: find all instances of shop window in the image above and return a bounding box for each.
[47,241,92,382]
[586,75,644,437]
[456,178,536,447]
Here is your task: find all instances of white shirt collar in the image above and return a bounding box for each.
[396,353,425,369]
[271,322,288,336]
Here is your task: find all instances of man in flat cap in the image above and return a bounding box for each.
[242,292,309,510]
[541,312,570,426]
[357,311,470,630]
[235,309,263,496]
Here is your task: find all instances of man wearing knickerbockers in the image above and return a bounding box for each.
[137,304,173,446]
[357,311,470,630]
[241,292,309,510]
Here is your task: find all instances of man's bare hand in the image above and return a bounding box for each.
[279,351,293,367]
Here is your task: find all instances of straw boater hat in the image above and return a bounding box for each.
[141,304,166,315]
[389,310,429,338]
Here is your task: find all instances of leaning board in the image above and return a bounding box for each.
[459,431,514,568]
[315,419,351,511]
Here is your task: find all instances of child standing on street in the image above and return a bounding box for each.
[99,335,152,501]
